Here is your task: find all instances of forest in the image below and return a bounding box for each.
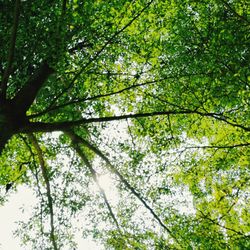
[0,0,249,249]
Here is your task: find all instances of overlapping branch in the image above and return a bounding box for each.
[28,134,58,250]
[66,130,121,232]
[23,110,250,133]
[46,0,154,108]
[64,130,181,245]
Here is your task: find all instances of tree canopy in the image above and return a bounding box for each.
[0,0,249,249]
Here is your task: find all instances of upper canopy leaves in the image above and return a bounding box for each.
[0,0,249,249]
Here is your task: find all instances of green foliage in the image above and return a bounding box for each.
[0,0,249,249]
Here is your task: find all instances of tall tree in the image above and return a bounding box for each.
[0,0,249,249]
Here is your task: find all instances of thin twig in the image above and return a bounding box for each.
[184,143,250,150]
[198,209,246,236]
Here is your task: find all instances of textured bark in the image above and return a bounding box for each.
[11,62,54,115]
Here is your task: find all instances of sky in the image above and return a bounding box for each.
[0,186,103,250]
[0,125,196,249]
[0,128,123,250]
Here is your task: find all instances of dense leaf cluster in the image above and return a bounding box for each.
[0,0,249,249]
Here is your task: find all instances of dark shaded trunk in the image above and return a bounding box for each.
[0,110,13,154]
[0,100,27,155]
[11,62,54,115]
[0,61,54,156]
[0,101,14,154]
[0,128,12,155]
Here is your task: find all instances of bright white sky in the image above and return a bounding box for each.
[0,186,104,250]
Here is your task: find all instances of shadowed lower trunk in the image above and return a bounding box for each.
[0,101,26,155]
[0,118,13,155]
[0,131,12,154]
[0,103,14,154]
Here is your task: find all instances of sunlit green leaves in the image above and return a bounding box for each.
[0,0,249,249]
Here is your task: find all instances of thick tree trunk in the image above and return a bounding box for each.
[0,129,12,154]
[0,100,15,154]
[0,113,13,154]
[0,100,26,155]
[11,62,54,115]
[0,61,54,156]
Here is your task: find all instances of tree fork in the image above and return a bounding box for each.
[0,62,53,154]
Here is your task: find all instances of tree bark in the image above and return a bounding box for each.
[20,110,250,133]
[0,61,54,155]
[0,130,11,155]
[11,62,54,115]
[0,114,13,155]
[0,100,13,154]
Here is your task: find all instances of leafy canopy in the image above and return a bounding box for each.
[0,0,249,249]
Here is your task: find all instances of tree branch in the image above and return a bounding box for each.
[47,0,154,107]
[23,110,250,133]
[28,133,58,250]
[29,77,145,118]
[66,130,122,232]
[184,143,250,150]
[197,209,246,236]
[11,62,54,115]
[64,131,180,244]
[28,72,208,119]
[0,0,21,98]
[220,0,250,24]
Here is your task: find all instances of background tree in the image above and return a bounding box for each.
[0,0,249,249]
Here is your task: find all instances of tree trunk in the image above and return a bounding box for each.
[0,115,12,154]
[0,62,53,156]
[0,100,23,155]
[11,62,54,115]
[0,132,11,154]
